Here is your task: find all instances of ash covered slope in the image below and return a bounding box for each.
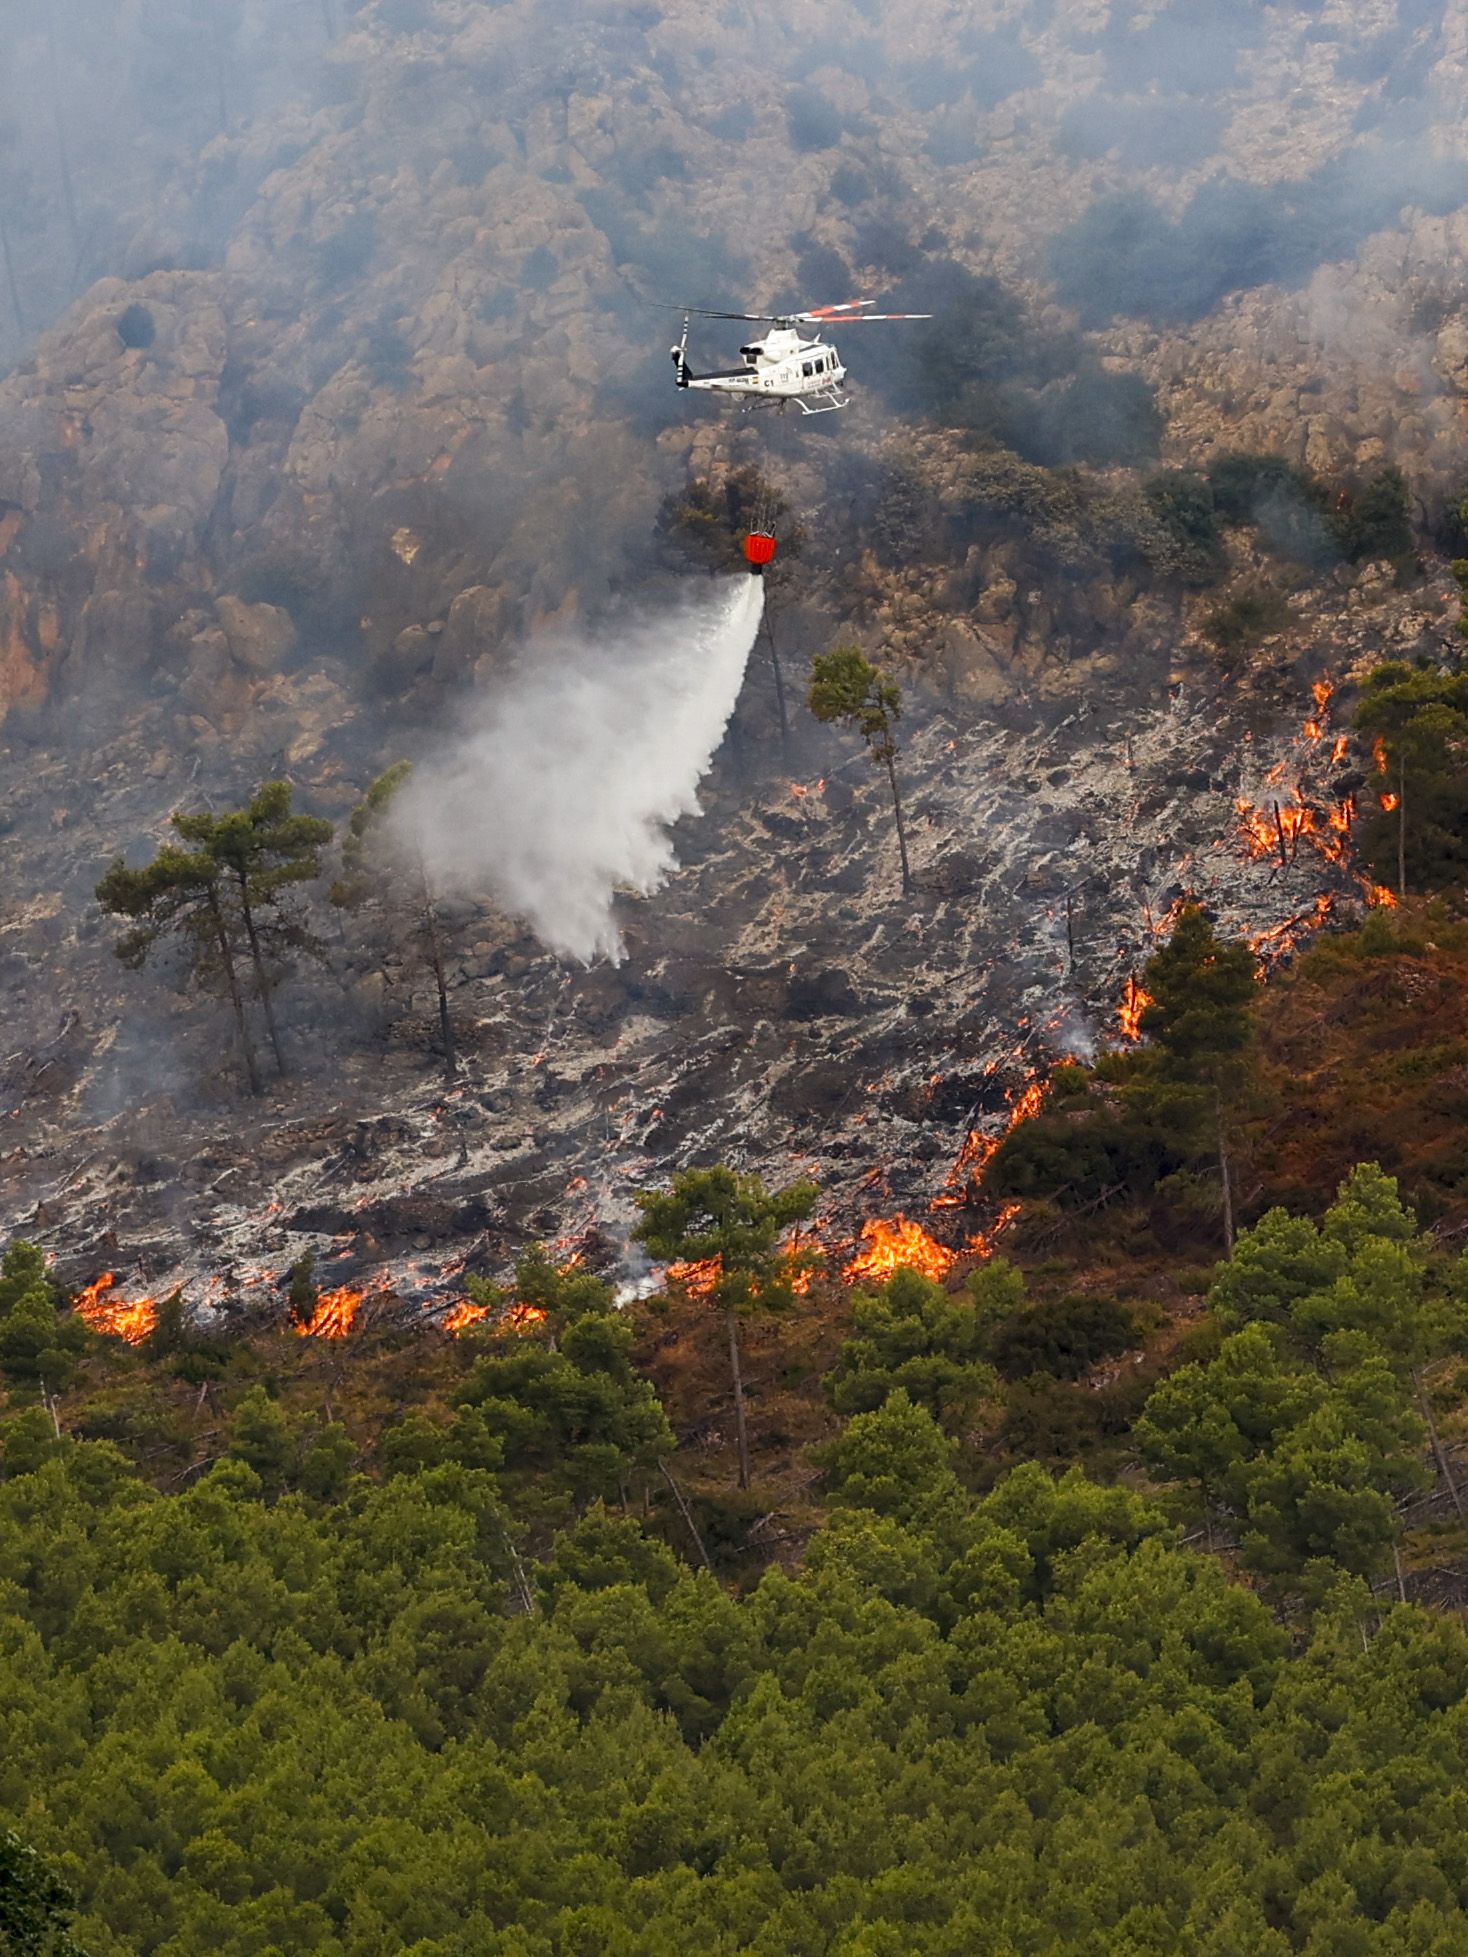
[4,563,1443,1315]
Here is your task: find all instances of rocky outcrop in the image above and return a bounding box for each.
[0,0,1464,745]
[0,271,229,718]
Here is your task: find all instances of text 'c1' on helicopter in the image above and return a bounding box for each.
[669,298,931,415]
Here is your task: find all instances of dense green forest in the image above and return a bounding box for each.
[2,1259,1468,1955]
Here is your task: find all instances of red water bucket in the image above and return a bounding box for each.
[744,531,778,571]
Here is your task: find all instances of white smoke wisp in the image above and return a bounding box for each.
[394,578,765,964]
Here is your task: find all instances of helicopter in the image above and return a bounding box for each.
[670,299,931,414]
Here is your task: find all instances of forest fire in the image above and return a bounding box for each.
[295,1286,366,1339]
[846,1215,956,1283]
[946,1073,1053,1193]
[1235,791,1353,868]
[1119,976,1153,1041]
[1302,680,1335,744]
[442,1297,548,1335]
[967,1202,1022,1261]
[74,1274,159,1346]
[666,1256,723,1297]
[1249,893,1338,960]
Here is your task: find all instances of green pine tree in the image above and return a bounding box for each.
[173,782,333,1079]
[96,838,262,1093]
[809,644,912,895]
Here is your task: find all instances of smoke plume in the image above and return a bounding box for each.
[395,578,764,964]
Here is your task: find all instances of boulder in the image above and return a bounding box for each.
[436,583,512,685]
[214,595,298,674]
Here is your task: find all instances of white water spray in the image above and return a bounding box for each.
[395,578,765,963]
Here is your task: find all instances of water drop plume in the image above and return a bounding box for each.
[395,578,764,963]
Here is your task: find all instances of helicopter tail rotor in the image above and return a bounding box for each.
[670,312,692,388]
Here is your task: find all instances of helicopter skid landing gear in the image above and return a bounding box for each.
[795,388,848,414]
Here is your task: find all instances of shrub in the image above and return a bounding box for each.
[1202,583,1293,652]
[986,1294,1139,1382]
[1331,466,1415,566]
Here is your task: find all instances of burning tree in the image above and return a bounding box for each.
[633,1166,819,1490]
[808,643,911,895]
[97,782,332,1092]
[331,761,457,1077]
[1354,663,1468,900]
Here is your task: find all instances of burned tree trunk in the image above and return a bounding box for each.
[884,751,912,897]
[658,1459,714,1571]
[233,873,286,1078]
[421,891,456,1079]
[1414,1366,1465,1522]
[206,887,261,1095]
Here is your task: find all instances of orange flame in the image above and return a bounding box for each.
[1236,791,1353,868]
[666,1256,723,1297]
[846,1216,956,1284]
[1249,892,1338,958]
[1380,790,1400,813]
[1331,734,1349,766]
[1151,896,1191,938]
[967,1202,1022,1261]
[442,1298,548,1335]
[1366,883,1399,908]
[1119,975,1153,1041]
[74,1273,158,1346]
[295,1286,366,1339]
[1372,736,1390,775]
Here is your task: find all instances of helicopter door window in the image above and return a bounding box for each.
[802,361,813,377]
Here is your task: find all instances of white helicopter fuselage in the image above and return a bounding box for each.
[674,325,848,413]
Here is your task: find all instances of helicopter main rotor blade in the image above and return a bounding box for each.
[661,303,779,322]
[802,311,933,323]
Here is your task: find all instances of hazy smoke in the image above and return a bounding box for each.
[395,578,764,964]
